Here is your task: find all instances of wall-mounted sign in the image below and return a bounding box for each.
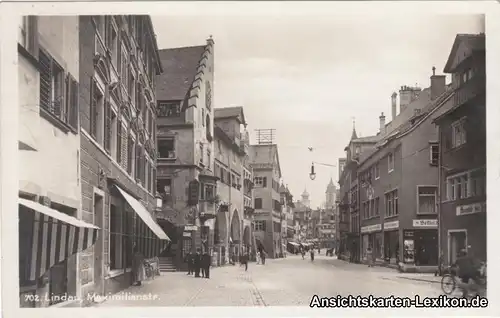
[384,220,399,231]
[456,202,485,216]
[183,232,192,237]
[184,225,198,231]
[361,224,382,234]
[413,219,438,228]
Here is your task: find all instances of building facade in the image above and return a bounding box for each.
[279,184,295,254]
[293,189,311,243]
[154,37,217,270]
[213,106,253,264]
[433,34,486,266]
[78,15,168,301]
[250,144,283,258]
[18,16,99,308]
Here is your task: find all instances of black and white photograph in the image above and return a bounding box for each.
[1,1,497,315]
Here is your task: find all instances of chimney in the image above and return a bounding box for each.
[207,35,214,45]
[379,112,386,134]
[430,66,446,100]
[399,85,422,113]
[391,92,397,120]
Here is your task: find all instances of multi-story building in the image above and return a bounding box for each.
[154,37,216,270]
[315,179,337,248]
[293,189,311,242]
[78,15,168,299]
[338,127,379,262]
[212,106,253,264]
[18,16,99,308]
[357,70,454,271]
[432,34,486,266]
[279,184,294,254]
[249,143,283,258]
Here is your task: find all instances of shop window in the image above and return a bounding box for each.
[417,186,437,214]
[109,205,123,270]
[158,138,176,159]
[254,198,263,209]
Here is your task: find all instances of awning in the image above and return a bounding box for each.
[115,186,170,258]
[288,242,300,247]
[18,198,99,281]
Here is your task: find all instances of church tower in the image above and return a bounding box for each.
[301,188,310,208]
[325,178,337,209]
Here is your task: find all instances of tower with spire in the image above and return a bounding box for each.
[301,188,310,208]
[325,178,337,209]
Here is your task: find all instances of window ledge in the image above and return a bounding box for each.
[384,215,399,219]
[416,212,438,216]
[40,107,78,135]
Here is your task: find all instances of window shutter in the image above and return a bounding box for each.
[127,135,133,175]
[68,76,79,130]
[104,101,111,153]
[39,50,52,111]
[116,118,122,163]
[121,130,128,170]
[263,177,267,187]
[90,77,97,138]
[135,144,141,182]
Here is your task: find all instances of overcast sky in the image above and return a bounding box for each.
[152,13,484,208]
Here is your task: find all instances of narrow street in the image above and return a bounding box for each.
[96,255,444,307]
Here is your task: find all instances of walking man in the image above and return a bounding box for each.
[193,248,202,278]
[201,251,211,278]
[185,251,193,275]
[241,251,249,271]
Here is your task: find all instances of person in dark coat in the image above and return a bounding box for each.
[184,252,193,275]
[201,251,211,278]
[193,248,202,278]
[241,251,249,271]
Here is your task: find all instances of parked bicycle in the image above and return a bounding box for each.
[441,263,487,297]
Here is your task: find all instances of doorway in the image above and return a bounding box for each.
[448,230,467,264]
[93,190,104,296]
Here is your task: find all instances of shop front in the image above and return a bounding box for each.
[403,219,438,266]
[361,224,382,262]
[383,220,399,265]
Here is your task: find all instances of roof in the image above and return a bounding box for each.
[444,34,485,73]
[279,183,287,193]
[156,45,206,101]
[214,106,247,125]
[249,144,282,178]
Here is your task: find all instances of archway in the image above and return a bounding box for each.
[243,226,251,254]
[214,212,228,265]
[230,210,241,260]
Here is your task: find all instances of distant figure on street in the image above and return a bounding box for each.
[240,251,249,271]
[301,248,305,260]
[184,251,194,275]
[260,250,267,265]
[318,247,321,254]
[310,249,315,262]
[132,246,146,286]
[201,251,211,278]
[193,248,202,278]
[365,247,373,267]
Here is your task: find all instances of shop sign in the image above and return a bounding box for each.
[412,219,437,228]
[384,220,399,230]
[184,225,198,231]
[361,224,382,234]
[183,231,192,237]
[456,202,485,216]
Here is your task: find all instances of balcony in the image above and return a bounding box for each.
[199,200,217,223]
[454,75,485,108]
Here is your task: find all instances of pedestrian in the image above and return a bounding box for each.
[260,250,266,265]
[301,248,305,260]
[132,246,146,286]
[241,251,249,271]
[193,248,202,278]
[318,247,321,254]
[310,249,315,262]
[184,251,193,275]
[201,251,211,278]
[366,247,373,267]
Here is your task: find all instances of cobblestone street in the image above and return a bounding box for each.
[96,255,444,307]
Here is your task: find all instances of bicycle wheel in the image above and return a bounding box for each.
[441,274,456,295]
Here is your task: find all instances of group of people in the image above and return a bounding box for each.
[184,249,212,278]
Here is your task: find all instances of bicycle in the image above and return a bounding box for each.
[441,264,487,297]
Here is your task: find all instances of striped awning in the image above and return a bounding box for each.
[115,186,170,258]
[18,198,99,281]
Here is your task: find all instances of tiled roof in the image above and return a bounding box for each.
[214,106,247,125]
[156,45,206,101]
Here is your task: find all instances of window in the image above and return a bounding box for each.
[387,152,394,172]
[254,176,267,187]
[451,118,467,148]
[220,167,226,183]
[107,20,118,68]
[89,77,105,142]
[136,82,142,113]
[157,179,173,206]
[254,198,263,209]
[446,169,485,201]
[116,119,123,163]
[104,102,113,153]
[128,67,136,105]
[19,16,37,55]
[253,220,265,231]
[135,144,144,184]
[205,81,212,110]
[148,109,153,135]
[199,144,204,166]
[157,101,181,117]
[120,47,128,91]
[207,150,211,170]
[202,184,215,201]
[374,163,380,180]
[374,197,380,217]
[355,146,361,155]
[430,143,439,166]
[182,237,192,260]
[93,16,105,40]
[385,190,398,217]
[109,205,123,270]
[158,138,175,159]
[109,109,117,157]
[127,134,135,176]
[417,186,437,214]
[39,50,67,119]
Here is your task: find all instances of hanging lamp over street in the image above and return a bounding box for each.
[309,162,316,180]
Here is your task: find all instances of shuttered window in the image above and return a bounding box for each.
[127,135,134,175]
[116,119,122,164]
[135,144,142,183]
[90,78,98,138]
[104,101,112,153]
[66,75,79,130]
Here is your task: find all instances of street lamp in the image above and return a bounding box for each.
[309,161,336,180]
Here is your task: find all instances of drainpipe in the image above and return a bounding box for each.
[437,126,443,267]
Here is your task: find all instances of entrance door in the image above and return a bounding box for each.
[93,192,104,296]
[449,231,467,264]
